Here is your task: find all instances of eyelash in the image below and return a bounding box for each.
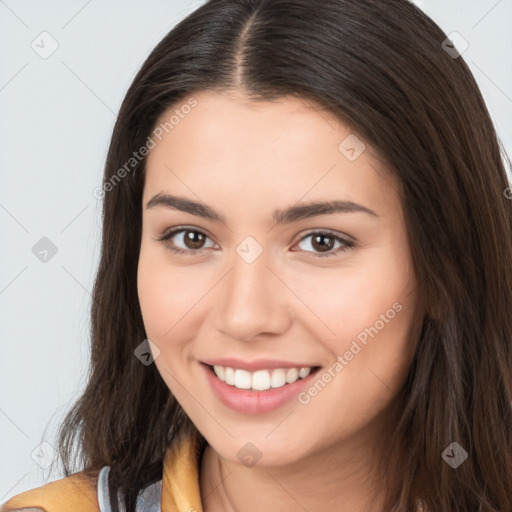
[156,227,356,258]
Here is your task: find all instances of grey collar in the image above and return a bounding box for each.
[97,466,162,512]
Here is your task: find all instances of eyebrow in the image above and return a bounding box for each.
[145,193,378,224]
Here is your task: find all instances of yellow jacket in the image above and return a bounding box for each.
[0,432,204,512]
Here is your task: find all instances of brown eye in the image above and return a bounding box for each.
[158,228,216,256]
[311,234,335,252]
[294,231,355,258]
[182,230,207,249]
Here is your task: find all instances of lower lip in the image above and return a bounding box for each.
[201,363,320,415]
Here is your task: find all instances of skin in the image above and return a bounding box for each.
[137,89,418,512]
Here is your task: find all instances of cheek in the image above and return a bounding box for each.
[292,270,416,431]
[137,243,204,339]
[137,247,196,392]
[288,245,416,383]
[290,262,413,342]
[137,247,171,339]
[137,243,219,389]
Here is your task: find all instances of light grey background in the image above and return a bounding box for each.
[1,0,511,501]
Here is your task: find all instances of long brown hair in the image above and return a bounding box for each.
[56,0,512,510]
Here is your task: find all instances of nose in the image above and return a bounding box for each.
[213,247,292,342]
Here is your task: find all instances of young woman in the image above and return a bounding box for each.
[2,0,511,511]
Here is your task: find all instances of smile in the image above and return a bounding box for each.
[211,365,314,391]
[201,362,322,415]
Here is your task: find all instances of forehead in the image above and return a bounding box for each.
[143,89,398,217]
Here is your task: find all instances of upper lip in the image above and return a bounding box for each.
[201,357,320,372]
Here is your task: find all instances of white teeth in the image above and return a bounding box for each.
[270,369,286,388]
[252,370,271,391]
[285,368,299,383]
[211,365,314,391]
[213,365,225,382]
[234,369,252,389]
[299,367,311,379]
[225,367,235,385]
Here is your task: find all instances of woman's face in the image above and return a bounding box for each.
[138,89,418,467]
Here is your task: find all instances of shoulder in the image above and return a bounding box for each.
[0,469,99,512]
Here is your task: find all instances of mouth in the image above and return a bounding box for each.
[203,363,322,392]
[201,361,322,414]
